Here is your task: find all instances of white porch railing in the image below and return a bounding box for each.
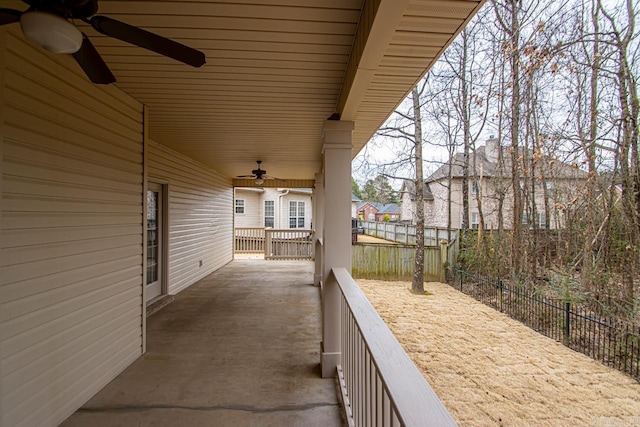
[235,227,265,253]
[265,229,314,260]
[330,268,457,426]
[234,228,314,260]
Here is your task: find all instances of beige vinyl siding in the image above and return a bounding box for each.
[148,140,233,295]
[234,189,263,228]
[0,30,144,427]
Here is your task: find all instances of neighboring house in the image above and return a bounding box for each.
[402,137,589,229]
[357,201,401,222]
[234,187,312,229]
[375,203,402,222]
[351,193,361,219]
[400,180,434,223]
[357,201,382,221]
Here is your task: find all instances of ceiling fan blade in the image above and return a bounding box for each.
[236,175,257,178]
[88,16,206,68]
[72,34,116,84]
[0,8,21,25]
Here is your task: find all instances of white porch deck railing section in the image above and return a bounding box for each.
[331,268,457,427]
[360,221,457,246]
[265,229,314,260]
[234,228,314,260]
[235,227,265,253]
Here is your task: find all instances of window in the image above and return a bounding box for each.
[471,212,479,229]
[471,180,479,195]
[235,199,245,214]
[264,200,274,228]
[368,212,375,221]
[538,212,547,229]
[289,201,305,228]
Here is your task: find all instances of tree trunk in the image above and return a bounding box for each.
[461,28,471,234]
[582,0,600,294]
[412,86,425,293]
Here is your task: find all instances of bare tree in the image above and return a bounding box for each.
[411,86,426,293]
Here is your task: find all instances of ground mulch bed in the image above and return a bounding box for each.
[358,279,640,427]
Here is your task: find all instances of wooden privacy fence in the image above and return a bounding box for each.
[360,221,458,246]
[352,240,452,282]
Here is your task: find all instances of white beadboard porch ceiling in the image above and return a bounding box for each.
[7,0,484,180]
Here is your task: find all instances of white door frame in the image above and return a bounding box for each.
[146,181,168,303]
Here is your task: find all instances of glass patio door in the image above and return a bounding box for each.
[146,182,163,302]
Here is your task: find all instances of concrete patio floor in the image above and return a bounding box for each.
[61,260,344,427]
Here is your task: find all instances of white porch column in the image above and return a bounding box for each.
[321,120,354,378]
[313,173,325,287]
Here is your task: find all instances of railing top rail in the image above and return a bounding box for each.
[265,228,313,233]
[331,268,457,427]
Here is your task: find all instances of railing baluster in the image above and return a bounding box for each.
[376,370,382,426]
[332,268,456,427]
[365,351,371,426]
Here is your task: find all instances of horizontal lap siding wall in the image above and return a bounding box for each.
[148,140,233,294]
[0,31,144,426]
[234,189,263,228]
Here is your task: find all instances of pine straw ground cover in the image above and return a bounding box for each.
[357,280,640,427]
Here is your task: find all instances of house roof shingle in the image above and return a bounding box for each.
[401,180,434,201]
[426,144,589,183]
[377,203,402,215]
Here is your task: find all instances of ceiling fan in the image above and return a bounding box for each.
[236,161,281,185]
[0,0,206,84]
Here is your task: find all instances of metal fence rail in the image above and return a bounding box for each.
[450,268,640,381]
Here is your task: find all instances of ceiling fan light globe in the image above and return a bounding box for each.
[21,11,83,54]
[254,177,265,185]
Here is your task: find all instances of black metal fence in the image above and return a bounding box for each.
[449,268,640,381]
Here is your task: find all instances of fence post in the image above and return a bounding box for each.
[459,268,463,292]
[565,302,571,345]
[499,280,504,312]
[265,230,272,259]
[439,239,447,282]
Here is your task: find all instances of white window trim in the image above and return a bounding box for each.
[235,199,245,214]
[538,212,547,229]
[264,200,275,228]
[471,180,479,195]
[289,200,306,229]
[471,212,479,229]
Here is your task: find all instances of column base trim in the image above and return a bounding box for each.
[321,351,341,378]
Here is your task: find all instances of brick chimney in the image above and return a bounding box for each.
[485,135,500,163]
